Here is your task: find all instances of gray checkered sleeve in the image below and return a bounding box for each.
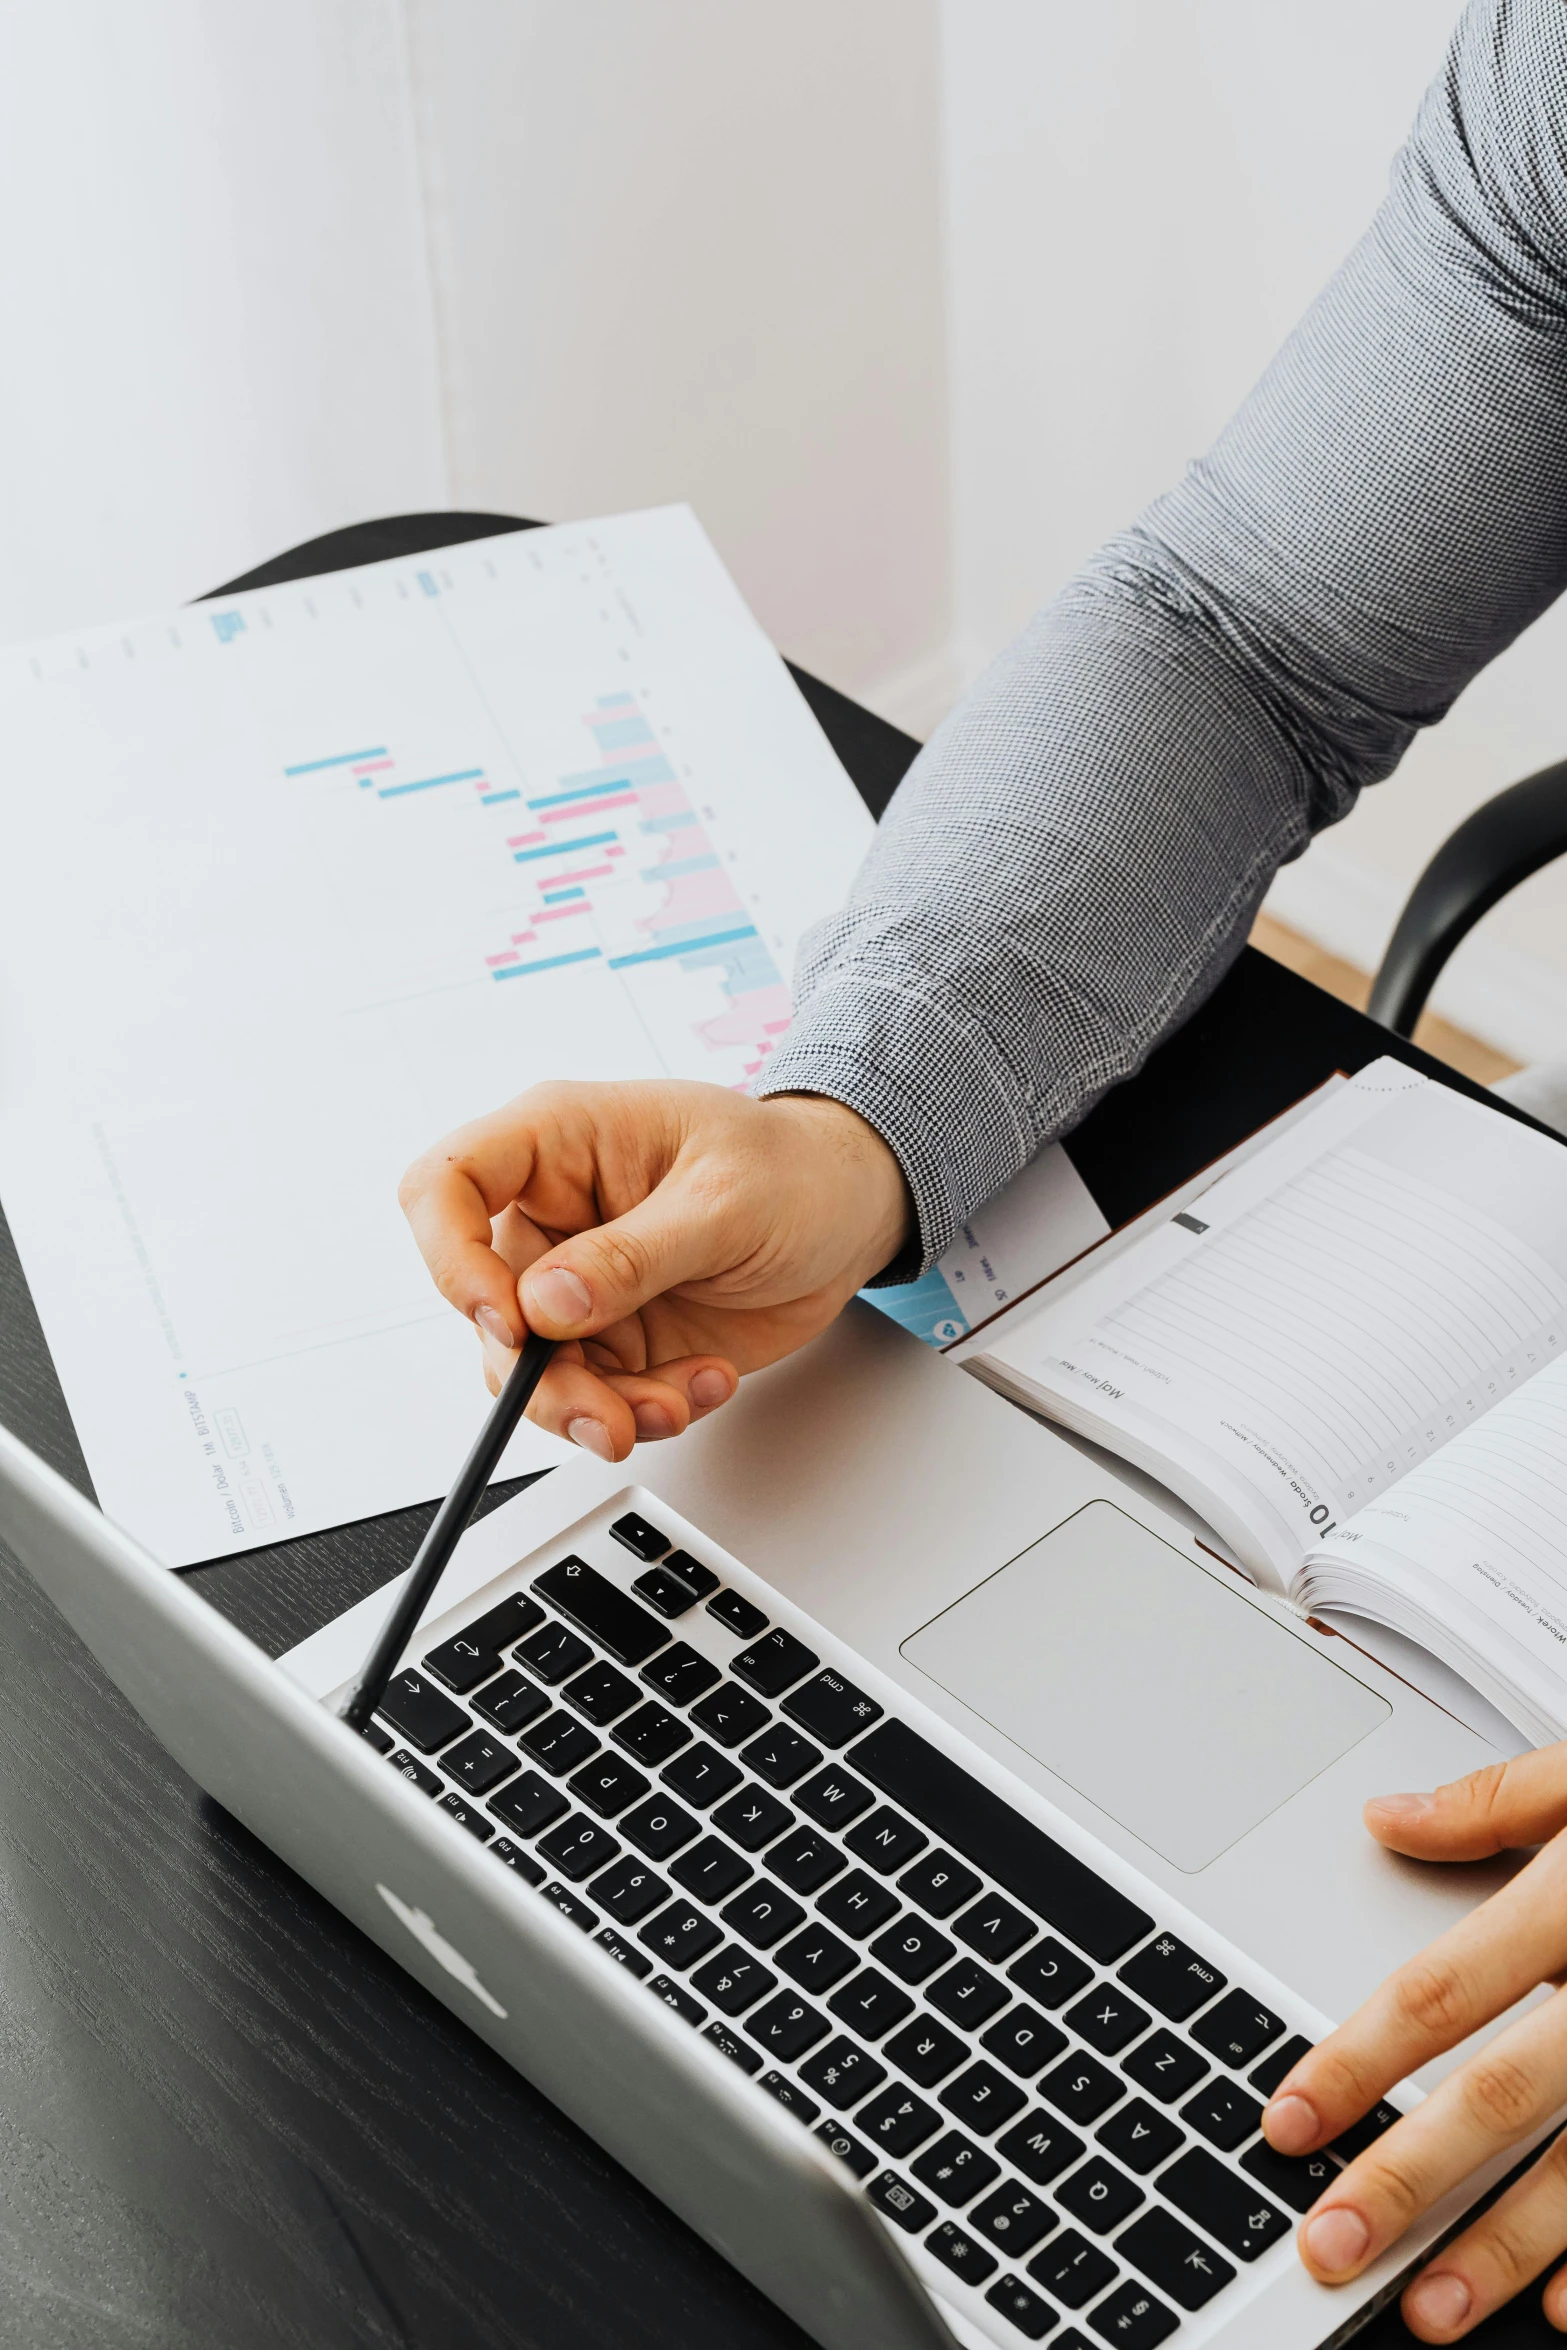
[756,0,1567,1273]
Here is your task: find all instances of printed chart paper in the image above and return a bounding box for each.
[0,509,874,1564]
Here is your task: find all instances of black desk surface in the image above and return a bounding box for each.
[0,515,1552,2347]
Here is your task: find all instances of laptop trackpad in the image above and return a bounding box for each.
[899,1501,1389,1872]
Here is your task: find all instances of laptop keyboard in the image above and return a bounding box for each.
[366,1504,1379,2347]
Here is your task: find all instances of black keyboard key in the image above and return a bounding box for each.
[641,1642,722,1706]
[1249,2031,1313,2099]
[1181,2077,1263,2152]
[1087,2281,1178,2346]
[970,2182,1055,2256]
[612,1702,691,1766]
[758,2070,819,2123]
[777,1924,858,1994]
[927,2221,999,2287]
[1117,2207,1234,2310]
[955,1892,1035,1963]
[767,1827,846,1895]
[795,1766,874,1830]
[884,2016,969,2088]
[982,2005,1067,2078]
[721,1878,806,1950]
[568,1753,650,1819]
[490,1837,546,1884]
[621,1795,701,1860]
[898,1849,981,1920]
[518,1712,600,1776]
[691,1946,778,2016]
[1192,1987,1286,2070]
[471,1669,550,1735]
[866,2171,937,2232]
[852,1719,1153,1964]
[438,1791,494,1839]
[1118,1932,1225,2021]
[595,1927,653,1979]
[711,1785,793,1852]
[984,2274,1058,2339]
[690,1683,771,1748]
[609,1510,669,1561]
[589,1854,669,1924]
[703,2020,762,2074]
[1330,2100,1402,2162]
[634,1564,706,1617]
[827,1969,914,2041]
[536,1555,670,1665]
[928,1958,1010,2028]
[801,2036,888,2108]
[541,1881,598,1931]
[422,1634,512,1695]
[1122,2029,1208,2106]
[997,2109,1085,2187]
[648,1975,705,2025]
[815,2119,877,2178]
[377,1671,470,1753]
[1057,2155,1142,2235]
[1039,2052,1124,2125]
[733,1627,819,1697]
[871,1916,953,1986]
[707,1588,768,1639]
[845,1807,927,1875]
[1009,1935,1095,2011]
[1027,2227,1117,2308]
[362,1723,394,1755]
[387,1748,442,1797]
[661,1741,743,1808]
[670,1835,752,1905]
[562,1660,640,1725]
[516,1621,594,1685]
[740,1724,822,1789]
[662,1549,719,1600]
[538,1815,620,1882]
[637,1902,722,1970]
[1065,1986,1151,2057]
[488,1769,568,1838]
[783,1668,884,1747]
[746,1994,830,2062]
[942,2061,1028,2136]
[817,1870,900,1940]
[912,2130,1002,2206]
[456,1588,547,1654]
[1096,2099,1184,2175]
[1158,2146,1288,2259]
[1241,2138,1340,2213]
[859,2085,943,2157]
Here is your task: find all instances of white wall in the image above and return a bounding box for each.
[939,0,1567,1059]
[403,0,951,716]
[0,2,447,641]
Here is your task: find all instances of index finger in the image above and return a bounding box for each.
[398,1105,550,1340]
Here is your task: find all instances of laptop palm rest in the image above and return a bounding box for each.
[899,1500,1390,1872]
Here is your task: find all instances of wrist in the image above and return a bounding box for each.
[767,1091,915,1277]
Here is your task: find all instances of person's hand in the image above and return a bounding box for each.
[1261,1746,1567,2339]
[398,1077,913,1460]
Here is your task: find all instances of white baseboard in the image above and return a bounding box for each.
[1265,841,1567,1067]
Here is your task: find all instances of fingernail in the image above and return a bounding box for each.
[1265,2093,1318,2153]
[567,1417,614,1461]
[474,1304,516,1350]
[690,1368,732,1410]
[522,1266,593,1329]
[1369,1792,1433,1823]
[1303,2207,1370,2276]
[633,1402,676,1441]
[1405,2272,1471,2332]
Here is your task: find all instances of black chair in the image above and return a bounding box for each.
[1369,754,1567,1037]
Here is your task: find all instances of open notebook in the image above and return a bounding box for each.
[965,1059,1567,1745]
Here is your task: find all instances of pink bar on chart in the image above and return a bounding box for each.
[607,844,627,858]
[649,869,744,927]
[352,758,394,775]
[508,830,546,849]
[543,793,637,822]
[533,902,593,925]
[510,930,537,945]
[485,951,520,967]
[696,981,793,1053]
[550,862,613,886]
[763,1019,791,1035]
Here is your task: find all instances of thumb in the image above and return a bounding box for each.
[1365,1745,1567,1860]
[518,1176,730,1338]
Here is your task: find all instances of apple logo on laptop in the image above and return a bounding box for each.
[376,1883,508,2018]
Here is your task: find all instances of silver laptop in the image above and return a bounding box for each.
[0,1303,1542,2350]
